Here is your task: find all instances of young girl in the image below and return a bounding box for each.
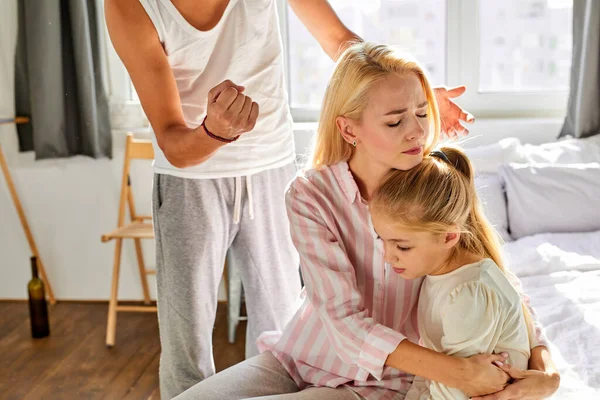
[370,146,532,400]
[173,42,558,400]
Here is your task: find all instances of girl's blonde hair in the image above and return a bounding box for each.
[370,145,535,342]
[310,42,441,169]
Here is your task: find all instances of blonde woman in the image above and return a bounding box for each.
[370,146,540,400]
[174,43,559,400]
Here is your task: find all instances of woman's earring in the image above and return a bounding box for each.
[352,140,357,147]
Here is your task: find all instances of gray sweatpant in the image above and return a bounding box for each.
[172,352,364,400]
[152,163,302,399]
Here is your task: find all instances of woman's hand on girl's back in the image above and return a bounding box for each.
[433,85,475,139]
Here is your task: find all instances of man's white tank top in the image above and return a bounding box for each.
[139,0,295,179]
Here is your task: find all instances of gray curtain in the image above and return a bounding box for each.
[14,0,111,159]
[560,0,600,139]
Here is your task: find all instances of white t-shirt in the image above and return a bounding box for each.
[139,0,296,179]
[406,259,531,400]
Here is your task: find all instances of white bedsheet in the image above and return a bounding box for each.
[503,230,600,399]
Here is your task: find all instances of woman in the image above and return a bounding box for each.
[174,42,559,400]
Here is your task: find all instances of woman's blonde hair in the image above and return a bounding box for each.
[370,145,535,341]
[310,42,441,169]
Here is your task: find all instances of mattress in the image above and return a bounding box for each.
[503,230,600,398]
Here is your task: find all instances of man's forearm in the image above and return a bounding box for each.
[288,0,362,61]
[158,124,225,169]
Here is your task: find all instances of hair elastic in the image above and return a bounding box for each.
[429,149,451,164]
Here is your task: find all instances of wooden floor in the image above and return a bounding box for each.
[0,301,246,400]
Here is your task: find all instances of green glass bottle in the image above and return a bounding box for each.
[28,256,50,338]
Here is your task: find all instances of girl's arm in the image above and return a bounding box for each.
[504,269,548,348]
[497,270,560,397]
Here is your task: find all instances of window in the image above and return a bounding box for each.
[287,0,447,111]
[281,0,573,120]
[478,0,572,92]
[130,81,140,101]
[102,0,573,127]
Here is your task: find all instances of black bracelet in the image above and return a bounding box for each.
[201,116,239,143]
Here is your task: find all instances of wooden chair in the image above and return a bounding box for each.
[102,134,155,347]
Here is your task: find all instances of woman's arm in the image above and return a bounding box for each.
[386,341,509,397]
[288,179,508,392]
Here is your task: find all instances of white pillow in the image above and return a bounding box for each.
[521,135,600,165]
[474,174,511,242]
[499,163,600,239]
[464,137,526,174]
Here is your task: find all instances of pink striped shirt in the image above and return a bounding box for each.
[257,162,546,400]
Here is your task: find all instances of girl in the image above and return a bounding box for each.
[174,42,558,400]
[370,146,532,400]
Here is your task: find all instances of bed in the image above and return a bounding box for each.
[504,231,600,398]
[466,134,600,398]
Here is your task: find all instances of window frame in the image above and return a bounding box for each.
[447,0,570,118]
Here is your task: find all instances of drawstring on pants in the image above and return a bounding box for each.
[233,175,254,224]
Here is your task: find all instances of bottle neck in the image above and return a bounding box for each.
[30,258,39,279]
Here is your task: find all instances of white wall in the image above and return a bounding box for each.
[0,130,161,301]
[0,0,162,301]
[0,120,561,301]
[0,0,563,301]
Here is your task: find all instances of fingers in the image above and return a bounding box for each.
[488,352,510,366]
[248,101,259,129]
[239,95,253,120]
[460,110,475,123]
[445,85,467,98]
[228,91,247,115]
[442,124,470,139]
[208,79,244,103]
[453,122,469,136]
[216,87,241,109]
[205,79,258,139]
[500,364,527,380]
[440,120,454,139]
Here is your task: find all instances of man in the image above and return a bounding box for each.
[105,1,476,398]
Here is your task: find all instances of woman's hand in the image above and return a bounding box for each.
[433,85,475,138]
[456,353,510,397]
[471,363,561,400]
